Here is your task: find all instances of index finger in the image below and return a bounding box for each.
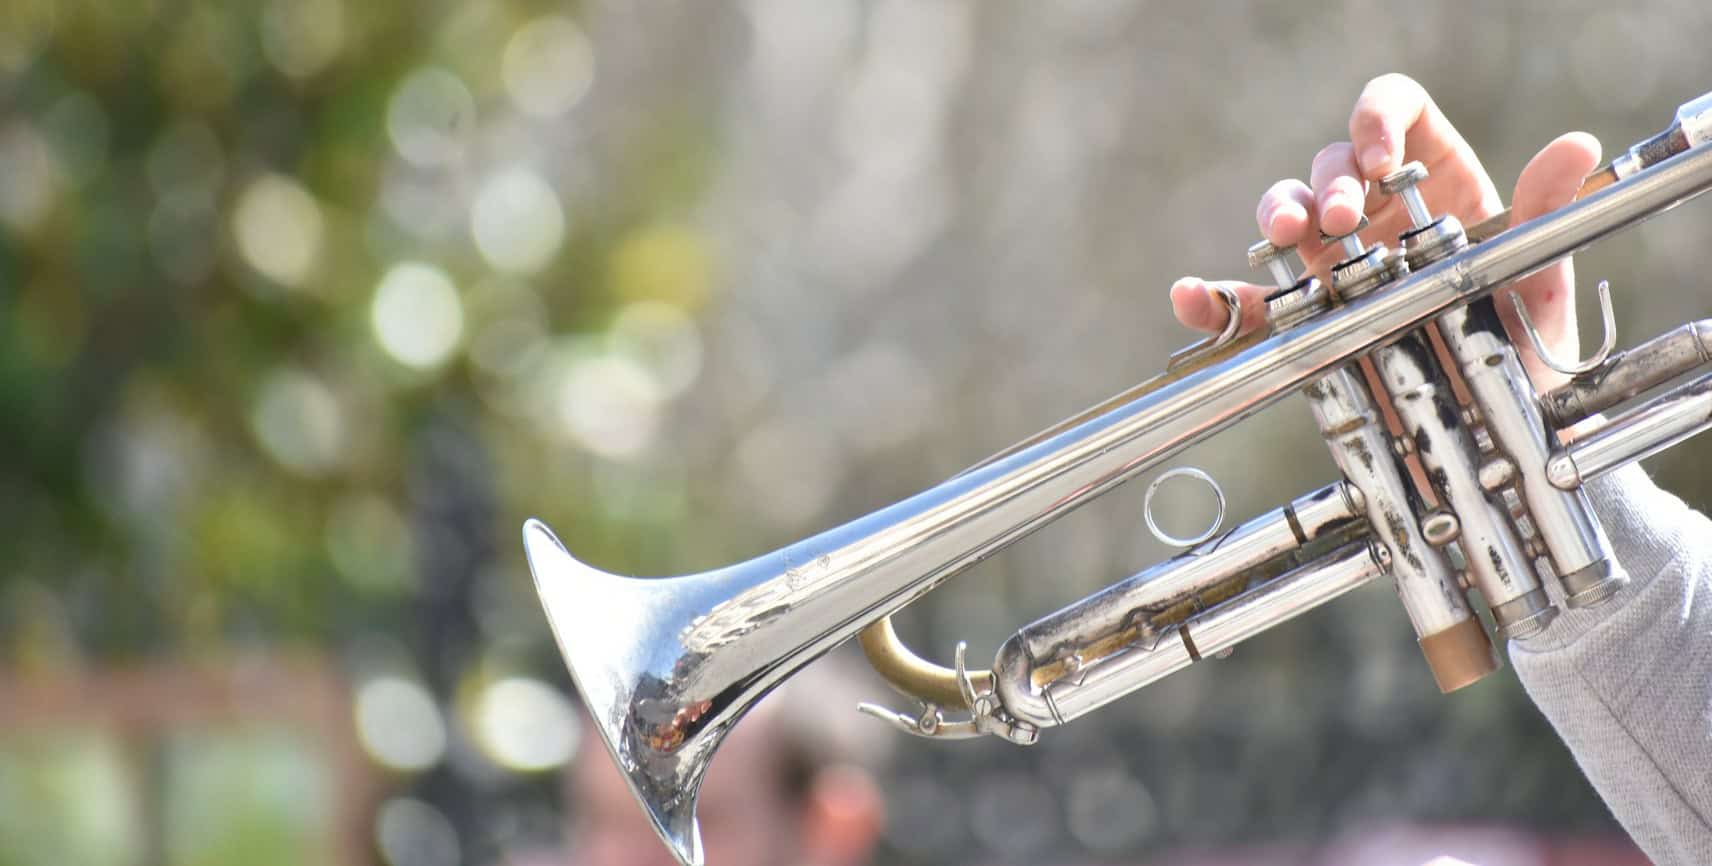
[1348,74,1483,181]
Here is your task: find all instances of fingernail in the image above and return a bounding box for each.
[1359,144,1390,177]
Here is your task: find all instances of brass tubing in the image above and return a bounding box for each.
[858,618,991,709]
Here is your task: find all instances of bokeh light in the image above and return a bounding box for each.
[260,0,345,80]
[0,122,60,232]
[470,167,566,274]
[501,15,595,118]
[549,347,666,460]
[608,301,704,398]
[386,67,476,168]
[370,263,465,370]
[374,798,459,866]
[249,368,347,477]
[354,678,447,773]
[607,224,714,310]
[233,174,326,289]
[325,494,414,595]
[472,677,580,772]
[158,6,253,112]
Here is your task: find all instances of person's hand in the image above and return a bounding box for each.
[1168,73,1600,388]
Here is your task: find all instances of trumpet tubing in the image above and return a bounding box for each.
[992,482,1365,727]
[524,92,1712,866]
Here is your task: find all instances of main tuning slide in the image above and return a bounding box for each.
[523,91,1712,866]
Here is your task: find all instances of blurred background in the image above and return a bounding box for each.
[2,0,1709,864]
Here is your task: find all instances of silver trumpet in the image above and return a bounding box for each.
[523,92,1712,866]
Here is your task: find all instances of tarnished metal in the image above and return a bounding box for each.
[1541,319,1712,427]
[1436,296,1628,609]
[1371,333,1553,640]
[993,483,1366,727]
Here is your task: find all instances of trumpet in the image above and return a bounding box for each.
[522,92,1712,866]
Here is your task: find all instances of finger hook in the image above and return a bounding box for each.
[1166,284,1245,370]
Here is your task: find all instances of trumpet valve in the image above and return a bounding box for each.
[1381,161,1435,229]
[1249,238,1331,331]
[1324,214,1372,261]
[1264,277,1330,331]
[1321,216,1393,298]
[1248,239,1300,290]
[1382,161,1469,267]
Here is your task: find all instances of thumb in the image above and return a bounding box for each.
[1504,131,1602,387]
[1168,278,1274,336]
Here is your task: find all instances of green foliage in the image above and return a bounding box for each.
[0,0,716,658]
[0,732,138,866]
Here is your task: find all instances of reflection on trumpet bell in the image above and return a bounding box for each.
[522,520,714,866]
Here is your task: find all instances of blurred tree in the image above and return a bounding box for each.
[0,1,719,861]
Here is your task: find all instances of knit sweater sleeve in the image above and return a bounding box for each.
[1510,462,1712,865]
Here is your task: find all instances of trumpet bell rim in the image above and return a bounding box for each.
[521,518,709,866]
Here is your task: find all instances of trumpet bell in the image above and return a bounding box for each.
[522,519,722,866]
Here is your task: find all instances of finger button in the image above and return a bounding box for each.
[1380,161,1434,229]
[1320,214,1371,261]
[1247,239,1299,290]
[1378,160,1429,194]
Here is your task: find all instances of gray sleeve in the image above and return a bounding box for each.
[1509,462,1712,865]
